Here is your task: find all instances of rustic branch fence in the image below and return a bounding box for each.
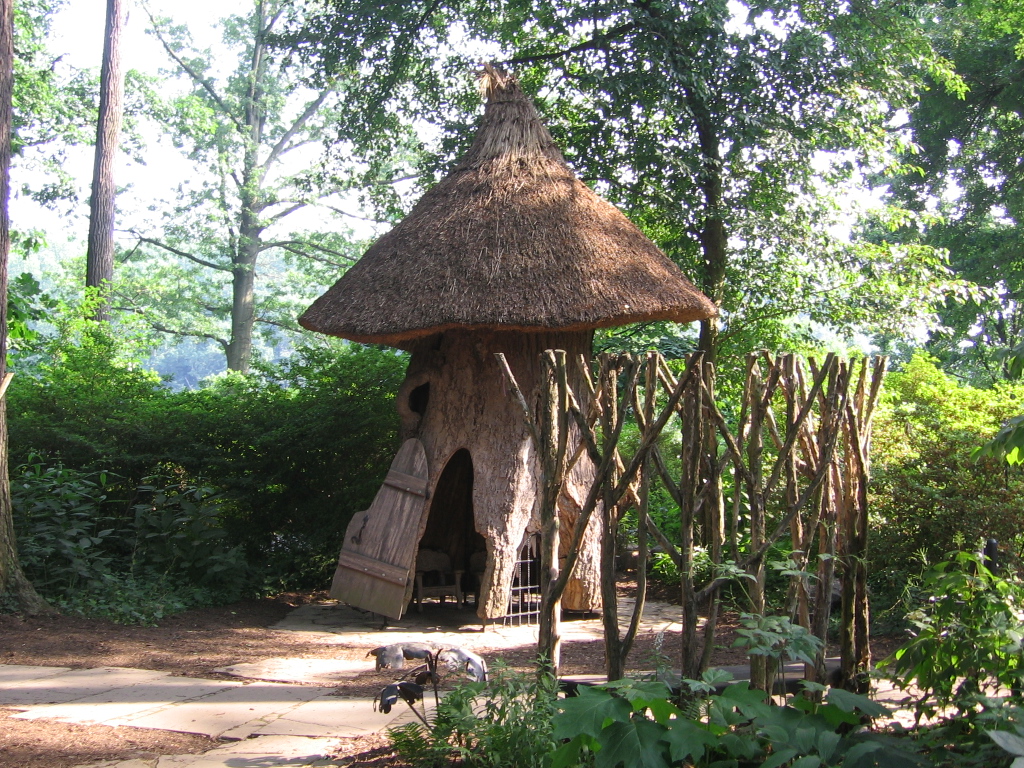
[498,349,886,692]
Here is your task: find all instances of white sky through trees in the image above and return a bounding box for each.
[11,0,250,241]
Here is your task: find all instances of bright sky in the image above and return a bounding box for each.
[12,0,374,272]
[50,0,246,73]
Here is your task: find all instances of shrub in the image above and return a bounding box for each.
[870,354,1024,573]
[389,663,559,768]
[551,676,915,768]
[11,458,249,623]
[7,303,406,593]
[885,551,1024,723]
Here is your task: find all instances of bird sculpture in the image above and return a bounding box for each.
[374,681,424,714]
[437,647,488,682]
[367,641,439,671]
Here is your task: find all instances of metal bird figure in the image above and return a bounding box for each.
[374,681,425,715]
[398,642,438,660]
[367,643,406,672]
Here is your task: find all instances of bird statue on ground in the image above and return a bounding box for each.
[367,641,439,671]
[374,681,424,714]
[437,647,488,682]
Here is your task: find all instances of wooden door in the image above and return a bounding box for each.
[330,438,429,620]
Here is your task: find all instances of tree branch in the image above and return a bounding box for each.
[142,5,244,134]
[254,316,298,331]
[260,239,357,265]
[319,203,390,224]
[149,321,229,351]
[264,202,306,223]
[263,90,333,172]
[133,235,232,272]
[501,21,637,66]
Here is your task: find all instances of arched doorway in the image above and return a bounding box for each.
[419,449,486,590]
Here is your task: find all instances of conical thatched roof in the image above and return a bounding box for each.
[299,67,716,348]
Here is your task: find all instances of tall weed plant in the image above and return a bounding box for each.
[885,551,1024,723]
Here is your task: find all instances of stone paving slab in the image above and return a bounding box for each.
[273,598,684,653]
[216,657,368,685]
[110,680,326,739]
[0,664,72,685]
[78,736,344,768]
[158,735,342,767]
[13,675,243,725]
[253,696,408,737]
[0,666,170,706]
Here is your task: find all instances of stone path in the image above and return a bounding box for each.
[0,663,424,767]
[0,598,924,766]
[0,598,684,767]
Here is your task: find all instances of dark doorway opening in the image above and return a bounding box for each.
[419,449,485,583]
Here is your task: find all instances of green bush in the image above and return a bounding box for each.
[389,663,559,768]
[11,459,122,594]
[885,551,1024,723]
[551,676,917,768]
[870,354,1024,573]
[10,459,249,623]
[7,305,406,595]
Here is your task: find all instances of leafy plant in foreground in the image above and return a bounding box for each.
[389,663,559,768]
[10,458,249,624]
[551,676,918,768]
[885,551,1024,724]
[733,612,824,702]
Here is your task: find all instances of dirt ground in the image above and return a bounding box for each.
[0,588,842,768]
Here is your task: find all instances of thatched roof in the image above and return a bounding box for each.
[299,67,716,348]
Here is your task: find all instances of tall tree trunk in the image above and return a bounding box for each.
[85,0,126,319]
[226,257,256,372]
[0,0,49,613]
[688,97,727,367]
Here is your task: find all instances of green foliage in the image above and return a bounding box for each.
[885,1,1024,385]
[551,676,917,768]
[988,717,1024,768]
[10,459,248,624]
[12,459,120,594]
[11,0,99,203]
[284,0,963,360]
[131,480,248,590]
[167,343,405,590]
[869,355,1024,569]
[121,1,378,371]
[389,664,559,768]
[976,339,1024,466]
[7,302,405,597]
[886,552,1024,723]
[734,613,824,667]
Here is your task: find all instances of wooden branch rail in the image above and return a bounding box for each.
[505,347,886,687]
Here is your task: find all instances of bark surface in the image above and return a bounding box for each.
[85,0,127,315]
[399,330,602,619]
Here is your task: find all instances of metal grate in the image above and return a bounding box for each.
[502,534,541,626]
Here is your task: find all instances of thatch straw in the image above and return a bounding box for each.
[300,67,716,348]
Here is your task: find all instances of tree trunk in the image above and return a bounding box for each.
[85,0,126,319]
[0,0,50,613]
[226,257,256,372]
[745,357,768,692]
[599,356,625,682]
[399,330,602,622]
[688,94,727,367]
